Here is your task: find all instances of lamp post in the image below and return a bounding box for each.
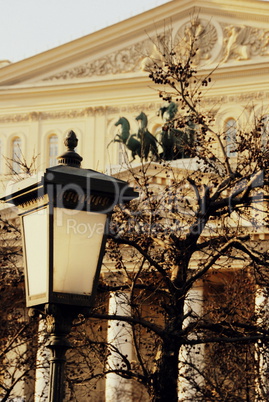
[1,131,138,401]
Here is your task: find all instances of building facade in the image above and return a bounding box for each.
[0,0,269,177]
[1,0,269,400]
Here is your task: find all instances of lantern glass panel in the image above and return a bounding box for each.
[22,207,49,299]
[53,208,107,295]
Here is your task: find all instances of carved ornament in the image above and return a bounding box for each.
[38,19,269,83]
[0,107,110,123]
[0,92,268,125]
[43,40,150,81]
[174,20,269,65]
[0,104,159,123]
[200,91,267,106]
[220,23,269,63]
[141,19,269,69]
[174,19,219,66]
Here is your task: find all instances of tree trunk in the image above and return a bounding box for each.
[152,338,181,402]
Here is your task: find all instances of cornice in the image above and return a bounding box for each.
[0,107,109,123]
[0,103,160,123]
[195,0,269,17]
[0,91,269,124]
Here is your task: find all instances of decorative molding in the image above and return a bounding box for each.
[0,94,268,124]
[141,19,269,70]
[29,112,41,121]
[118,103,158,114]
[0,107,110,123]
[201,91,267,106]
[174,19,219,66]
[0,104,160,123]
[0,113,31,123]
[43,40,151,81]
[36,19,269,83]
[174,20,269,65]
[175,20,269,65]
[220,23,269,63]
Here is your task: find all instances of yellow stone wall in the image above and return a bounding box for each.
[0,0,269,175]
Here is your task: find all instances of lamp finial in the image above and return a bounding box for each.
[57,130,83,167]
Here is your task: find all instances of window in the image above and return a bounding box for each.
[48,135,58,167]
[225,118,237,157]
[12,137,22,174]
[0,139,2,174]
[260,115,269,150]
[118,143,126,165]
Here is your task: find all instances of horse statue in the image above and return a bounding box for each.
[158,102,193,160]
[158,102,178,122]
[109,117,141,161]
[135,112,159,161]
[109,106,195,162]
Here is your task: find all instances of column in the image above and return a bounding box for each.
[178,285,204,400]
[255,287,269,400]
[105,292,133,402]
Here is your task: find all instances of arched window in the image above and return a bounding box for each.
[12,137,22,174]
[118,143,125,165]
[260,115,269,150]
[225,118,237,157]
[48,135,58,167]
[0,139,2,174]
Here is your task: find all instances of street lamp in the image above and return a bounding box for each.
[1,130,138,401]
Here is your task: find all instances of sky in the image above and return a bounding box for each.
[0,0,171,63]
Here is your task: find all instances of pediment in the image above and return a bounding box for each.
[42,38,150,81]
[1,0,269,87]
[42,19,269,82]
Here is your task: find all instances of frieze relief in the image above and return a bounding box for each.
[43,39,151,81]
[173,19,219,66]
[220,23,269,62]
[0,107,115,123]
[173,20,269,65]
[40,18,269,82]
[0,104,158,123]
[142,19,269,70]
[1,94,269,124]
